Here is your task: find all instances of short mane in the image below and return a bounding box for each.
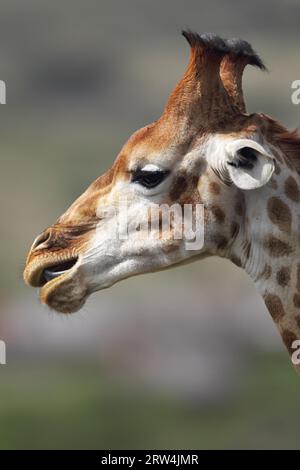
[264,114,300,174]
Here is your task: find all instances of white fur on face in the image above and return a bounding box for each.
[76,140,230,293]
[79,175,204,292]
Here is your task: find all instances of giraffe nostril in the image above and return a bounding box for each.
[31,231,51,251]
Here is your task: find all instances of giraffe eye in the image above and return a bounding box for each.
[131,169,169,189]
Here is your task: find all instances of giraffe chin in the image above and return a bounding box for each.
[39,272,88,314]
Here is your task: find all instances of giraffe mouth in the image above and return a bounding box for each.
[41,258,78,285]
[24,254,88,314]
[24,255,79,288]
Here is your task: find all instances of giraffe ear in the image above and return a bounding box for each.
[225,139,275,189]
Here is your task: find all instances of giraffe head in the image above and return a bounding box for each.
[24,32,300,372]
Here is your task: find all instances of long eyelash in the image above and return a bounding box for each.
[131,169,168,179]
[131,168,170,188]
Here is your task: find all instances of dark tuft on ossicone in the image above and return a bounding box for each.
[182,30,267,71]
[182,30,229,54]
[225,38,267,70]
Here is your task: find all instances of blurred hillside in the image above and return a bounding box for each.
[0,0,300,449]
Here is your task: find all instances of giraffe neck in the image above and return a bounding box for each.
[230,159,300,373]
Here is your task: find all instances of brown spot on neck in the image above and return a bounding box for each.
[284,176,300,203]
[276,266,291,287]
[267,197,292,234]
[264,293,286,322]
[264,236,293,257]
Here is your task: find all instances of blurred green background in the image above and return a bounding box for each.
[1,0,300,449]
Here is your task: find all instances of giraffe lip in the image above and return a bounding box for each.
[41,258,78,285]
[24,253,80,288]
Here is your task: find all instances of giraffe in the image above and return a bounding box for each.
[24,31,300,374]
